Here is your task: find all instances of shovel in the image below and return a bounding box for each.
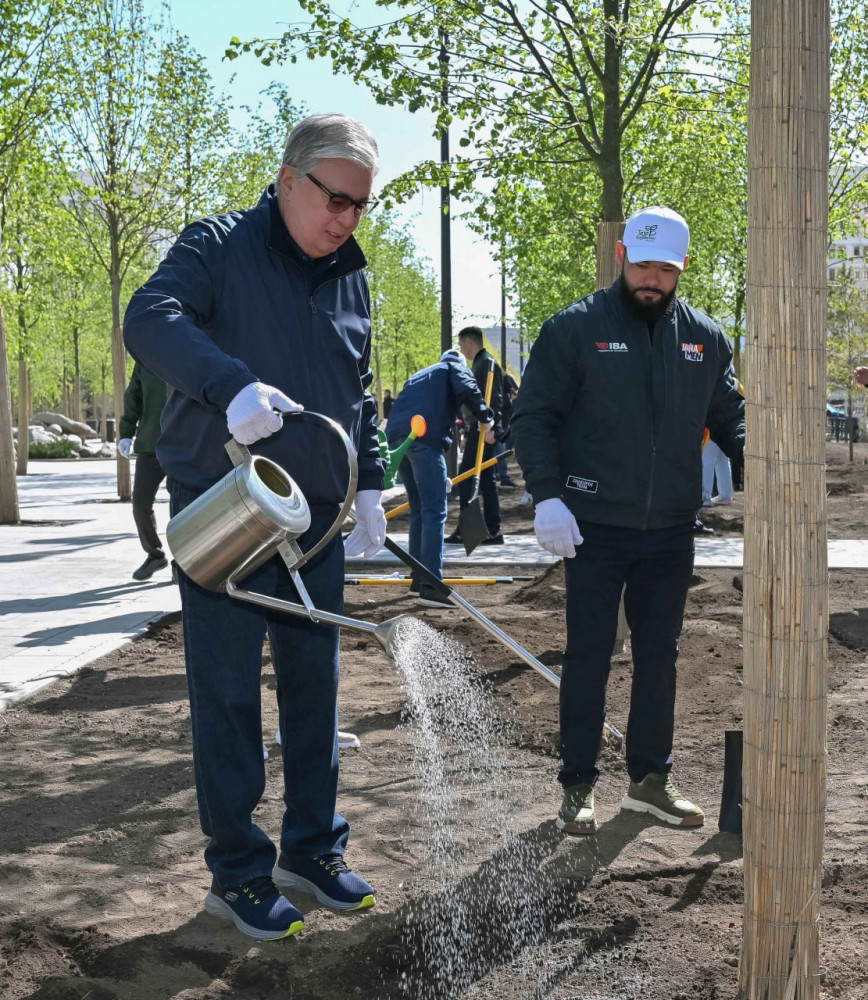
[457,359,495,554]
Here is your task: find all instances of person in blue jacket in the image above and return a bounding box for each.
[387,349,494,607]
[124,113,386,942]
[512,206,745,839]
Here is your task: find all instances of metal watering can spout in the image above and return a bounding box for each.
[166,410,417,653]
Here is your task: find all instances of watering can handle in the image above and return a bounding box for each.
[223,410,359,575]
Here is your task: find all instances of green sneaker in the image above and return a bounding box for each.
[556,783,597,835]
[621,772,705,828]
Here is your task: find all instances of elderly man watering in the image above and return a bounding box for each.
[512,207,744,836]
[124,113,385,940]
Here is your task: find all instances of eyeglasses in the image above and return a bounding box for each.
[305,172,379,217]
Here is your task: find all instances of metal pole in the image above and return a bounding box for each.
[500,256,507,370]
[440,28,457,478]
[439,28,452,358]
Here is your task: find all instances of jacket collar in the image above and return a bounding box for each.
[263,184,368,278]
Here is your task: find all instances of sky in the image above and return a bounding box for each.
[158,0,503,329]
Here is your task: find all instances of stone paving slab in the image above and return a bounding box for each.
[4,459,868,713]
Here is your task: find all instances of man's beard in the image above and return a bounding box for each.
[619,271,678,322]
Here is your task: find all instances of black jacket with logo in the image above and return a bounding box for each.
[511,279,745,530]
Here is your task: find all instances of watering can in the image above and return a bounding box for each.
[166,410,413,656]
[378,414,428,488]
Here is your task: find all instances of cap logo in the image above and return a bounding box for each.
[634,224,658,242]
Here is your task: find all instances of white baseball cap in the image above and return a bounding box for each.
[622,206,689,270]
[440,348,462,362]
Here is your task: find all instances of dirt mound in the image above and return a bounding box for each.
[512,559,566,609]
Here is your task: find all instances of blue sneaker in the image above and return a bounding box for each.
[203,875,304,941]
[272,853,376,911]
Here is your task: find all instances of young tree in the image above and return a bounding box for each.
[356,211,442,397]
[0,145,58,473]
[218,84,307,211]
[0,0,67,520]
[151,33,232,229]
[54,0,186,499]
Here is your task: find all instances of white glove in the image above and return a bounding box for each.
[117,438,133,459]
[226,381,303,445]
[534,498,584,558]
[344,490,387,558]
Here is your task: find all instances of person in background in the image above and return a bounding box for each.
[445,325,505,545]
[494,372,519,489]
[124,112,385,942]
[512,206,744,837]
[387,348,493,607]
[702,433,733,506]
[381,388,393,424]
[118,361,169,581]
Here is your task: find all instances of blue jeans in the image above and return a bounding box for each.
[170,481,349,887]
[395,441,448,580]
[560,521,695,787]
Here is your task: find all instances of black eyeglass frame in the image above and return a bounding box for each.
[305,172,379,216]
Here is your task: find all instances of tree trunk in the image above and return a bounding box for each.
[596,221,626,290]
[373,340,382,417]
[109,240,131,500]
[16,358,28,475]
[733,286,745,380]
[739,2,830,998]
[598,0,625,222]
[73,324,82,423]
[0,304,20,523]
[100,363,108,443]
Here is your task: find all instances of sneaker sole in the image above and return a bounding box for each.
[203,891,304,940]
[555,815,597,836]
[620,794,705,827]
[271,869,376,911]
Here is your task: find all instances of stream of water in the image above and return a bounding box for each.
[388,617,564,998]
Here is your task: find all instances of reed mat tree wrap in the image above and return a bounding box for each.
[740,1,830,997]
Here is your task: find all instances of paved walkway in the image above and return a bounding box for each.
[3,459,868,712]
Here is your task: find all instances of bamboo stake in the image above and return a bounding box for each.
[740,2,829,997]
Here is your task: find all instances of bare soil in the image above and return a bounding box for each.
[1,443,867,999]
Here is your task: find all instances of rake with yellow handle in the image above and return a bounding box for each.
[384,450,513,521]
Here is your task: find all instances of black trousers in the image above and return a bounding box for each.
[560,521,695,787]
[456,426,501,537]
[132,451,167,557]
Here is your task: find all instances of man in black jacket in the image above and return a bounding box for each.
[125,113,384,941]
[512,206,744,837]
[445,326,504,545]
[118,362,168,581]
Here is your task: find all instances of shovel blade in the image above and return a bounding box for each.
[458,494,489,555]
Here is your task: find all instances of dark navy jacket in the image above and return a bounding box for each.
[387,359,493,453]
[123,185,384,504]
[512,279,744,530]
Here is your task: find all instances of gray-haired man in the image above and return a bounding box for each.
[124,113,385,940]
